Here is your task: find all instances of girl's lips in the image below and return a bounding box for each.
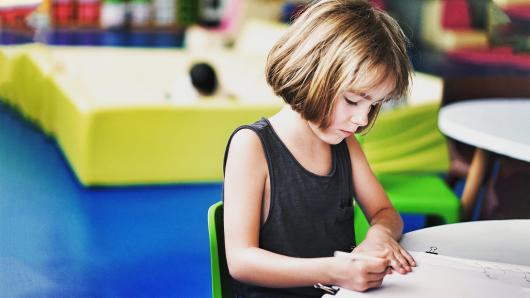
[340,129,353,137]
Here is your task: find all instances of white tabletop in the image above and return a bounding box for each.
[400,220,530,266]
[438,99,530,162]
[323,221,530,298]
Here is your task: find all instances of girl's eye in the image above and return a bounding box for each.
[344,97,357,105]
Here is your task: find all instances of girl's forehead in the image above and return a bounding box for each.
[344,76,395,101]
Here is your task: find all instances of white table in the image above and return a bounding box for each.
[323,220,530,297]
[438,99,530,219]
[400,219,530,266]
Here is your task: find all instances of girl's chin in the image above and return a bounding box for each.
[321,135,345,145]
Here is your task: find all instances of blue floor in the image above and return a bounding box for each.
[0,103,218,297]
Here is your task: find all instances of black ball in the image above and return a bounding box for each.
[189,62,218,96]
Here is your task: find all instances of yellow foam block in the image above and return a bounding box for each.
[421,0,488,51]
[0,44,283,186]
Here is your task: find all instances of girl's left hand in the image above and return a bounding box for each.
[353,224,416,274]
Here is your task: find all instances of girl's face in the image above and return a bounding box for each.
[308,78,395,145]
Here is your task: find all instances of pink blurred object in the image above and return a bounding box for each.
[448,46,530,69]
[503,5,530,20]
[371,0,386,10]
[52,0,74,27]
[207,0,241,32]
[441,0,471,29]
[77,0,100,27]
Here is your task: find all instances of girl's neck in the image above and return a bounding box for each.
[269,106,328,150]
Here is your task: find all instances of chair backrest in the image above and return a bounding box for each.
[208,201,234,298]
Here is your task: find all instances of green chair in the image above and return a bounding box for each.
[354,103,461,243]
[208,201,234,298]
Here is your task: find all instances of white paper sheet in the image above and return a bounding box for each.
[323,251,530,298]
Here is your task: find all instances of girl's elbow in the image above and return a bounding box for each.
[227,262,243,281]
[227,254,249,282]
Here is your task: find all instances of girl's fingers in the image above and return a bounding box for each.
[400,248,416,267]
[392,252,410,273]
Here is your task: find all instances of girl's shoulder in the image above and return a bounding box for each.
[224,125,268,176]
[229,127,263,152]
[227,118,270,153]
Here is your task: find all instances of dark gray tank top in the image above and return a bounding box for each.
[223,118,356,298]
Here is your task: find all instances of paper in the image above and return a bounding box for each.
[323,251,530,298]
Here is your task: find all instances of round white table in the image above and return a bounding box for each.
[324,221,530,297]
[400,219,530,266]
[438,99,530,219]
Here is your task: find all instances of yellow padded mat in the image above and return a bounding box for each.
[0,44,283,186]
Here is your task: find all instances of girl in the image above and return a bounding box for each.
[223,1,416,297]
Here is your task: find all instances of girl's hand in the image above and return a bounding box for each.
[329,252,391,292]
[354,225,416,274]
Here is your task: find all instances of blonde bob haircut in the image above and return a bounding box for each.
[266,0,412,132]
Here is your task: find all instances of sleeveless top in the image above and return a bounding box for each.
[223,118,356,298]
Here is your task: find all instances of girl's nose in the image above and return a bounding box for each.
[351,113,368,127]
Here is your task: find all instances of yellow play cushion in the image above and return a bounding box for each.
[0,44,283,185]
[421,0,488,51]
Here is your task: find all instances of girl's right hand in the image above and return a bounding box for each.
[329,253,390,292]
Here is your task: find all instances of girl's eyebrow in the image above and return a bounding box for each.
[345,90,385,103]
[345,90,373,101]
[357,92,372,101]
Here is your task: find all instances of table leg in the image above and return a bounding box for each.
[461,148,490,221]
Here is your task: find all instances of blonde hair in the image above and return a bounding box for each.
[266,0,412,132]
